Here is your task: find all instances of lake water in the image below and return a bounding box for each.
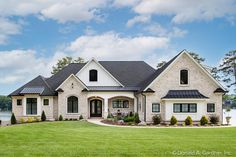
[0,110,236,125]
[0,112,11,121]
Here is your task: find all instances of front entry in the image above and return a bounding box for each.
[90,99,102,117]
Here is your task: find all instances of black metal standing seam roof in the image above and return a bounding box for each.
[162,90,209,99]
[20,87,45,94]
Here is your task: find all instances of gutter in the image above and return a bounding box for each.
[141,92,146,122]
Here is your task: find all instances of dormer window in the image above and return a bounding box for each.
[180,69,188,85]
[89,69,97,81]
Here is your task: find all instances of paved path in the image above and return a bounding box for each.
[87,118,235,129]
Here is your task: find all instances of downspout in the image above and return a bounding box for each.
[141,92,146,122]
[134,93,139,113]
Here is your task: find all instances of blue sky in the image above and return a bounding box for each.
[0,0,236,95]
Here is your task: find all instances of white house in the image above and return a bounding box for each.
[10,50,226,123]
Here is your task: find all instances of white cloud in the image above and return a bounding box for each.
[133,0,236,24]
[144,23,187,38]
[0,0,108,23]
[126,15,150,27]
[112,0,140,7]
[66,32,169,61]
[0,18,22,44]
[0,50,50,84]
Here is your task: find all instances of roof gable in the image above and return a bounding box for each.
[143,50,226,91]
[76,58,124,87]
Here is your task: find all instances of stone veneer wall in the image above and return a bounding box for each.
[145,53,223,123]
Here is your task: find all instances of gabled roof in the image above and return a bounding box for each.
[99,61,155,87]
[142,50,226,92]
[162,90,209,99]
[9,75,54,96]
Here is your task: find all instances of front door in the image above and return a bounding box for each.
[90,100,102,117]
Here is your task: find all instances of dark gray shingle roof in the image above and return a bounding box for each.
[162,90,209,99]
[85,86,140,92]
[99,61,155,87]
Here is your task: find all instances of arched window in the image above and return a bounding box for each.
[89,69,98,81]
[180,69,188,85]
[67,96,78,113]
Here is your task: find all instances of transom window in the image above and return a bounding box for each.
[152,103,160,112]
[67,96,78,113]
[173,103,197,113]
[26,98,37,115]
[43,99,49,106]
[89,69,98,81]
[207,103,215,112]
[112,100,129,108]
[180,69,188,85]
[17,99,22,106]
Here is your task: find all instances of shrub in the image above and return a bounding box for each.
[134,113,140,124]
[0,120,1,125]
[41,111,46,121]
[11,113,17,125]
[79,115,83,120]
[209,115,219,124]
[69,118,73,121]
[152,115,161,125]
[65,118,68,121]
[27,117,33,123]
[170,116,178,125]
[59,115,63,121]
[20,117,25,123]
[123,116,134,122]
[34,117,40,122]
[200,116,208,126]
[129,112,134,117]
[185,116,193,126]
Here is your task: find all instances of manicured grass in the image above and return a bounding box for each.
[0,121,235,157]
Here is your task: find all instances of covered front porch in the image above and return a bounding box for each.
[87,92,137,119]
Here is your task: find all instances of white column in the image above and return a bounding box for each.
[104,98,108,118]
[134,97,137,113]
[23,97,26,116]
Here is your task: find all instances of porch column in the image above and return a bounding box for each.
[104,99,108,118]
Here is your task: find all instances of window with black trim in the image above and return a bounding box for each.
[67,96,78,113]
[173,103,197,113]
[180,69,188,85]
[152,103,160,112]
[207,103,215,112]
[26,98,37,115]
[112,100,129,108]
[17,99,22,106]
[89,69,98,81]
[43,99,49,106]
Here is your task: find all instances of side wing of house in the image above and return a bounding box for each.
[143,51,225,123]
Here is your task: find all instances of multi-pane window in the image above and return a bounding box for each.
[67,96,78,113]
[89,69,98,81]
[26,98,37,115]
[173,103,197,113]
[112,100,129,108]
[207,103,215,112]
[180,69,188,85]
[152,103,160,112]
[43,99,49,106]
[17,99,22,106]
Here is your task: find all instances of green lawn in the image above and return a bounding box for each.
[0,121,235,157]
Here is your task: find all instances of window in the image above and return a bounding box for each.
[26,98,37,115]
[180,69,188,85]
[17,99,22,106]
[67,96,78,113]
[152,103,160,112]
[89,69,98,81]
[112,100,129,108]
[43,99,49,106]
[173,103,197,113]
[207,103,215,112]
